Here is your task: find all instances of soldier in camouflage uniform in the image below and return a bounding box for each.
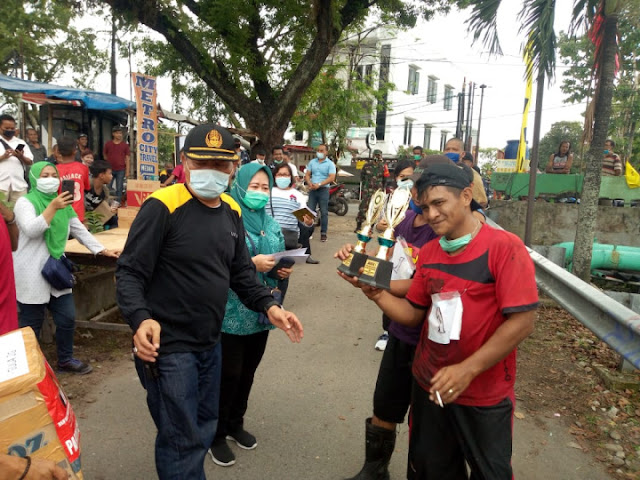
[356,149,386,232]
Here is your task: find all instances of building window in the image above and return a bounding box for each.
[404,118,414,145]
[355,64,374,86]
[408,66,420,95]
[439,130,449,151]
[427,76,438,104]
[444,85,454,111]
[294,130,304,141]
[423,125,432,150]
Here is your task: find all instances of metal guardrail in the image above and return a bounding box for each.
[485,218,640,369]
[530,249,640,369]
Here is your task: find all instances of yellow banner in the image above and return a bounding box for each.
[132,73,159,180]
[517,45,533,173]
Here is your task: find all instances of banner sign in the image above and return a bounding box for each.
[132,73,158,180]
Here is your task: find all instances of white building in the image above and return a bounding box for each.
[285,26,478,160]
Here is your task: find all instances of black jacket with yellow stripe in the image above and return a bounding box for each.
[116,184,273,353]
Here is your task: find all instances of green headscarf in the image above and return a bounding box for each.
[24,162,77,259]
[230,163,274,253]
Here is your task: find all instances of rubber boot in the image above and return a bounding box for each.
[345,418,396,480]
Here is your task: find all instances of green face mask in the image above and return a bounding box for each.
[243,191,269,210]
[413,154,421,160]
[439,233,472,252]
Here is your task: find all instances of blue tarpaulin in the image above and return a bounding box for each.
[0,74,135,111]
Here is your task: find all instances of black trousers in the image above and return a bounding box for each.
[298,222,313,255]
[408,381,513,480]
[214,330,269,442]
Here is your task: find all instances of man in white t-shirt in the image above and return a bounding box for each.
[0,114,33,202]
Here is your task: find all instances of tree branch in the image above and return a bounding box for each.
[106,0,257,116]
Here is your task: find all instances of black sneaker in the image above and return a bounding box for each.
[306,256,320,264]
[208,440,236,467]
[227,429,257,450]
[321,234,327,242]
[57,358,93,375]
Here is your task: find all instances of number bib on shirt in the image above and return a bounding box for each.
[427,291,463,344]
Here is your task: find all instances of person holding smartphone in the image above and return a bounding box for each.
[0,114,33,202]
[12,162,119,375]
[209,163,294,468]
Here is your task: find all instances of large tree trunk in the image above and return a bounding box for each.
[572,13,618,281]
[104,0,369,155]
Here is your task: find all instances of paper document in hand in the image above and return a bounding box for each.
[272,248,309,263]
[292,207,317,222]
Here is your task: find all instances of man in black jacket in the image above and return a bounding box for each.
[116,124,303,480]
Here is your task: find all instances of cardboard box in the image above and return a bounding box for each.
[0,328,83,479]
[126,179,160,207]
[91,200,116,225]
[116,206,139,229]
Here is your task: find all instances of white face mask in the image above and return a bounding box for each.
[188,168,230,199]
[396,178,414,190]
[36,177,60,194]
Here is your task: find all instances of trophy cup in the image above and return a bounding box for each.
[337,189,386,277]
[357,187,412,290]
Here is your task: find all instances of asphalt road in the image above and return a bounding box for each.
[76,207,614,480]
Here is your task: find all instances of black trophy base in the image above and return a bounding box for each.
[337,251,368,277]
[357,257,393,290]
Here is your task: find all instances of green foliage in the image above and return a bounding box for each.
[108,0,457,148]
[478,148,499,177]
[559,3,640,159]
[396,145,439,160]
[84,211,105,234]
[157,122,178,165]
[0,191,14,211]
[538,121,585,171]
[0,0,108,111]
[290,62,390,158]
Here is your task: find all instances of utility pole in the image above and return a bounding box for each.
[465,82,475,151]
[475,84,487,164]
[110,14,117,95]
[456,78,466,139]
[464,82,473,147]
[524,71,545,247]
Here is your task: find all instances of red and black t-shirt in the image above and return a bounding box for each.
[406,224,538,406]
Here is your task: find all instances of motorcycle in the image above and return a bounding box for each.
[328,183,349,216]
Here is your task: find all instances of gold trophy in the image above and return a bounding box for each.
[337,189,386,277]
[358,187,412,290]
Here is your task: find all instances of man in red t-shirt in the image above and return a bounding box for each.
[353,163,538,479]
[55,137,91,222]
[0,201,18,335]
[103,126,130,202]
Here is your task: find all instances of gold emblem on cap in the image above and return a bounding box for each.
[205,129,223,148]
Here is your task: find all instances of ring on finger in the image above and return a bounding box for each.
[448,388,454,395]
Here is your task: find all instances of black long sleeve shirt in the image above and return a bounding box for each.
[116,184,274,353]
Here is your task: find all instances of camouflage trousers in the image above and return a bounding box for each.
[356,190,375,228]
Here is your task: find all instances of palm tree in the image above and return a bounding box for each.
[571,1,622,281]
[465,0,621,281]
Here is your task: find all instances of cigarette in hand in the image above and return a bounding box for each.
[435,390,444,408]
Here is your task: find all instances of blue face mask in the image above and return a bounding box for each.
[444,152,460,163]
[275,177,291,189]
[243,191,270,210]
[396,178,414,190]
[316,152,325,160]
[604,149,610,155]
[439,234,472,253]
[409,199,422,214]
[188,168,230,199]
